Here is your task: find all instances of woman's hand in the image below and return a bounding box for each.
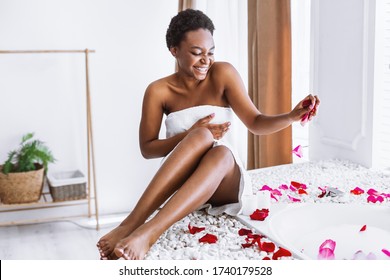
[189,113,231,140]
[289,94,320,123]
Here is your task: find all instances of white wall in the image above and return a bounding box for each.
[0,0,177,219]
[310,0,376,167]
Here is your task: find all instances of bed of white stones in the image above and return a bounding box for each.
[144,159,390,260]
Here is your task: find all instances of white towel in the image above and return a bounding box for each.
[164,105,253,216]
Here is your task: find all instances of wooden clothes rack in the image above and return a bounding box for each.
[0,49,100,230]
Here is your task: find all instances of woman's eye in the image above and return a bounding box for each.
[192,53,202,56]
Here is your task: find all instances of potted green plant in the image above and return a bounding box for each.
[0,133,55,204]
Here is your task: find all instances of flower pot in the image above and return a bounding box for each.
[0,164,45,204]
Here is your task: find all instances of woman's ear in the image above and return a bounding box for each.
[169,46,178,57]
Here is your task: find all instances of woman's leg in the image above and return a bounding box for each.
[113,145,241,260]
[97,127,215,258]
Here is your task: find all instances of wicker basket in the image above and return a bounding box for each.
[0,165,45,204]
[47,170,86,202]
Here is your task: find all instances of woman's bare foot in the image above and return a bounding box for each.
[112,224,158,260]
[97,225,135,259]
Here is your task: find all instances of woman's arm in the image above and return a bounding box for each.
[139,83,187,159]
[219,62,319,135]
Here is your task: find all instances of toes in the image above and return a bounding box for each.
[114,247,124,259]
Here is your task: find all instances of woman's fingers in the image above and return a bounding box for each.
[208,122,230,139]
[197,113,215,125]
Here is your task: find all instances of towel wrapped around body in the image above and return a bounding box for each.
[163,105,253,216]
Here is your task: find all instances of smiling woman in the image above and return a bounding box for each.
[96,8,319,260]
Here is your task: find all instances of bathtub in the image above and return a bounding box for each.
[237,203,390,260]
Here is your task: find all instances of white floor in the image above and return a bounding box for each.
[0,216,119,260]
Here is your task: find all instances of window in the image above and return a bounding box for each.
[291,0,312,163]
[373,0,390,170]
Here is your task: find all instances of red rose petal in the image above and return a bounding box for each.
[238,228,253,236]
[272,247,292,260]
[350,187,364,195]
[260,242,276,253]
[298,188,308,195]
[291,181,307,189]
[249,209,269,221]
[198,233,218,244]
[188,223,205,234]
[360,225,367,232]
[262,257,271,260]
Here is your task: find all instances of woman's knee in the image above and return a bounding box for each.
[185,127,214,149]
[206,146,235,168]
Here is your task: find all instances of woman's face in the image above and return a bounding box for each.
[171,28,215,81]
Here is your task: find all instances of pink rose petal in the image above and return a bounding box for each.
[367,195,384,203]
[287,195,301,202]
[367,252,377,260]
[382,249,390,257]
[300,113,309,127]
[292,145,303,158]
[260,185,273,191]
[300,99,315,127]
[270,194,279,202]
[352,250,376,260]
[367,188,381,196]
[271,189,282,196]
[279,184,288,190]
[318,239,336,260]
[367,195,377,203]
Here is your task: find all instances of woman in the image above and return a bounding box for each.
[97,9,319,260]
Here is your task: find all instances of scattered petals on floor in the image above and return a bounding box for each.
[199,233,218,244]
[188,223,205,234]
[272,247,292,260]
[287,194,301,202]
[144,159,390,260]
[350,187,365,195]
[238,228,253,236]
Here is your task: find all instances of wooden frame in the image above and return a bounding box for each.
[0,49,100,230]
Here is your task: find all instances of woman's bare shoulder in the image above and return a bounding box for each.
[210,62,240,79]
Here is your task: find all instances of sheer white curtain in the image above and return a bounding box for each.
[191,0,248,167]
